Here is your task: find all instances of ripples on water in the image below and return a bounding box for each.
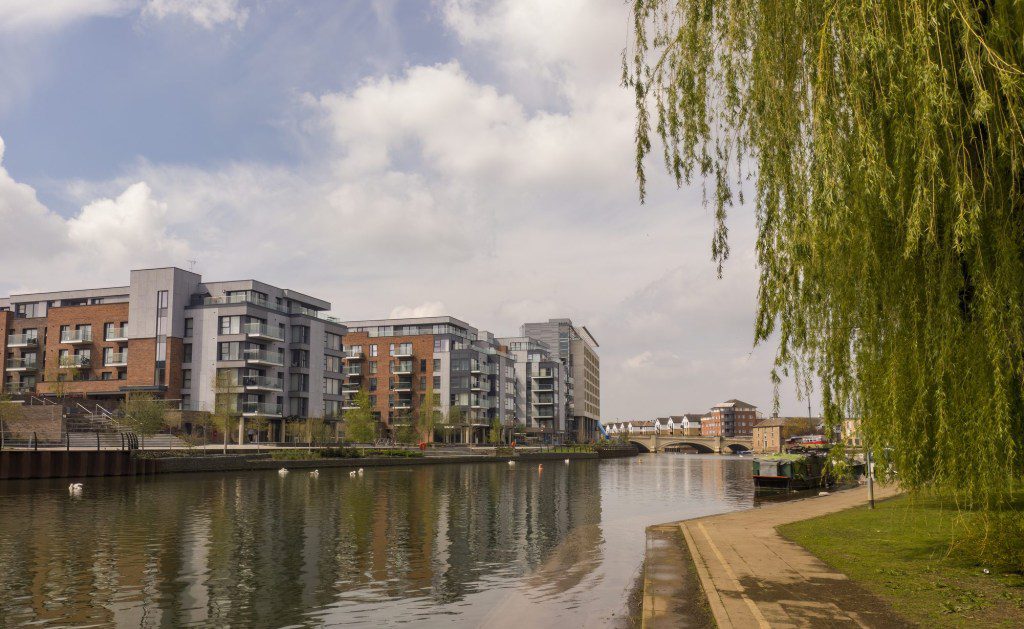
[0,454,754,627]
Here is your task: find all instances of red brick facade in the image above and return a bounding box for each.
[37,303,130,397]
[343,331,435,426]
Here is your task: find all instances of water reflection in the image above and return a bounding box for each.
[0,455,754,627]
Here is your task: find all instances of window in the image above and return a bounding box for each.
[291,349,309,368]
[433,359,440,373]
[370,344,378,357]
[290,373,309,392]
[324,378,341,395]
[420,376,426,389]
[325,332,342,351]
[219,316,241,335]
[369,377,378,392]
[101,372,112,380]
[218,342,242,361]
[291,325,310,344]
[182,369,192,389]
[420,359,427,372]
[325,355,342,373]
[183,343,193,363]
[369,362,378,374]
[184,318,193,338]
[433,376,441,390]
[369,395,377,406]
[389,343,395,356]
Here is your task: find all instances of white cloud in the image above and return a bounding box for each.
[0,0,134,33]
[141,0,248,29]
[389,302,447,319]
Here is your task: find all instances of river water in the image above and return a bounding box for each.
[0,454,755,627]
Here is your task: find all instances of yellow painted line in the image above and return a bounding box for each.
[697,521,772,629]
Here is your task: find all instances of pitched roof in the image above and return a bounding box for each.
[630,420,656,427]
[714,399,757,408]
[682,413,704,421]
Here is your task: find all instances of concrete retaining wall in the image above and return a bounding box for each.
[2,405,63,440]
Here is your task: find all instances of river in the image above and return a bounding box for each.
[0,454,755,627]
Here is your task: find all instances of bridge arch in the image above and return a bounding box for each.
[724,443,750,453]
[662,441,716,454]
[628,440,652,453]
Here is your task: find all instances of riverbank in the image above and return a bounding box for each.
[0,446,636,479]
[645,484,907,628]
[780,494,1024,627]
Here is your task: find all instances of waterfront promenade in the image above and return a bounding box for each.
[645,484,905,628]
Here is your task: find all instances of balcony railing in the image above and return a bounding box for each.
[393,347,414,358]
[393,361,413,375]
[3,382,33,394]
[343,349,364,360]
[6,358,38,371]
[60,330,92,344]
[241,402,283,417]
[104,352,128,367]
[59,355,91,369]
[6,333,38,347]
[393,380,413,391]
[343,366,362,377]
[244,349,284,366]
[243,322,284,341]
[105,326,128,341]
[242,375,284,391]
[532,369,554,379]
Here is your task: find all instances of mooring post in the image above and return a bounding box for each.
[96,430,100,452]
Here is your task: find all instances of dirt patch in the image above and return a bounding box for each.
[642,524,714,628]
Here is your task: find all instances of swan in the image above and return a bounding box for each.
[310,470,319,477]
[278,468,289,476]
[508,460,515,467]
[357,468,364,476]
[564,458,570,464]
[349,470,357,477]
[68,483,83,496]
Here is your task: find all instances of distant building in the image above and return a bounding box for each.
[701,399,759,437]
[680,414,703,436]
[753,415,823,453]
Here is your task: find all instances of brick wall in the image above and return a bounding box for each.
[2,404,62,439]
[40,304,129,396]
[127,338,156,387]
[343,331,435,426]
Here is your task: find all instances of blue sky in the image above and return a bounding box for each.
[0,0,821,419]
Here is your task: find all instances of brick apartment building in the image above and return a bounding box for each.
[701,399,759,437]
[1,267,347,441]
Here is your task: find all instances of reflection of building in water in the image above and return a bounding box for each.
[0,464,605,627]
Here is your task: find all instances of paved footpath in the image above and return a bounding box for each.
[658,485,907,629]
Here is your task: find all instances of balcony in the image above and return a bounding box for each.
[243,322,284,342]
[532,369,555,379]
[104,352,128,367]
[343,349,364,360]
[533,384,555,392]
[393,361,413,375]
[343,365,362,378]
[241,402,283,417]
[59,355,90,369]
[244,349,284,367]
[393,379,413,392]
[105,326,128,342]
[393,347,413,358]
[243,375,284,392]
[392,402,412,410]
[342,401,360,410]
[534,411,555,419]
[3,382,33,395]
[60,329,92,344]
[7,334,38,348]
[6,358,38,372]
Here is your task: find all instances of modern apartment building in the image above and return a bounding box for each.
[700,399,759,437]
[520,319,601,441]
[339,317,516,443]
[497,335,569,443]
[0,267,347,441]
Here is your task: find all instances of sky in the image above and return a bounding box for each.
[0,0,821,421]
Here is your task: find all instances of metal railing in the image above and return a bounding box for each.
[241,402,283,416]
[243,349,284,366]
[5,358,37,370]
[242,375,284,390]
[60,329,92,343]
[242,322,284,341]
[59,355,91,368]
[104,352,128,366]
[105,325,128,341]
[7,333,38,347]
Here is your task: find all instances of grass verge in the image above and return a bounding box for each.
[778,494,1024,627]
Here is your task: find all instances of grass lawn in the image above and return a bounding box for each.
[778,495,1024,627]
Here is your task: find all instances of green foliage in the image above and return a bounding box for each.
[417,386,438,443]
[488,418,502,445]
[318,447,364,459]
[447,405,464,427]
[627,1,1024,507]
[344,390,376,444]
[270,449,315,461]
[120,393,167,447]
[394,423,417,445]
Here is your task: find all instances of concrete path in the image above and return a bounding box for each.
[669,485,907,628]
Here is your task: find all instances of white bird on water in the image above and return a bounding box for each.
[357,468,364,476]
[564,458,570,464]
[310,470,319,478]
[508,460,515,467]
[349,470,357,477]
[68,483,83,496]
[278,468,289,476]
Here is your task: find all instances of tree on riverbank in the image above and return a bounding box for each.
[344,391,376,444]
[121,393,166,450]
[626,1,1024,518]
[417,386,438,443]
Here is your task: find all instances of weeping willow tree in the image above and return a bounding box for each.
[626,1,1024,508]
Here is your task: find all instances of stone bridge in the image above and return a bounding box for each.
[627,434,752,454]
